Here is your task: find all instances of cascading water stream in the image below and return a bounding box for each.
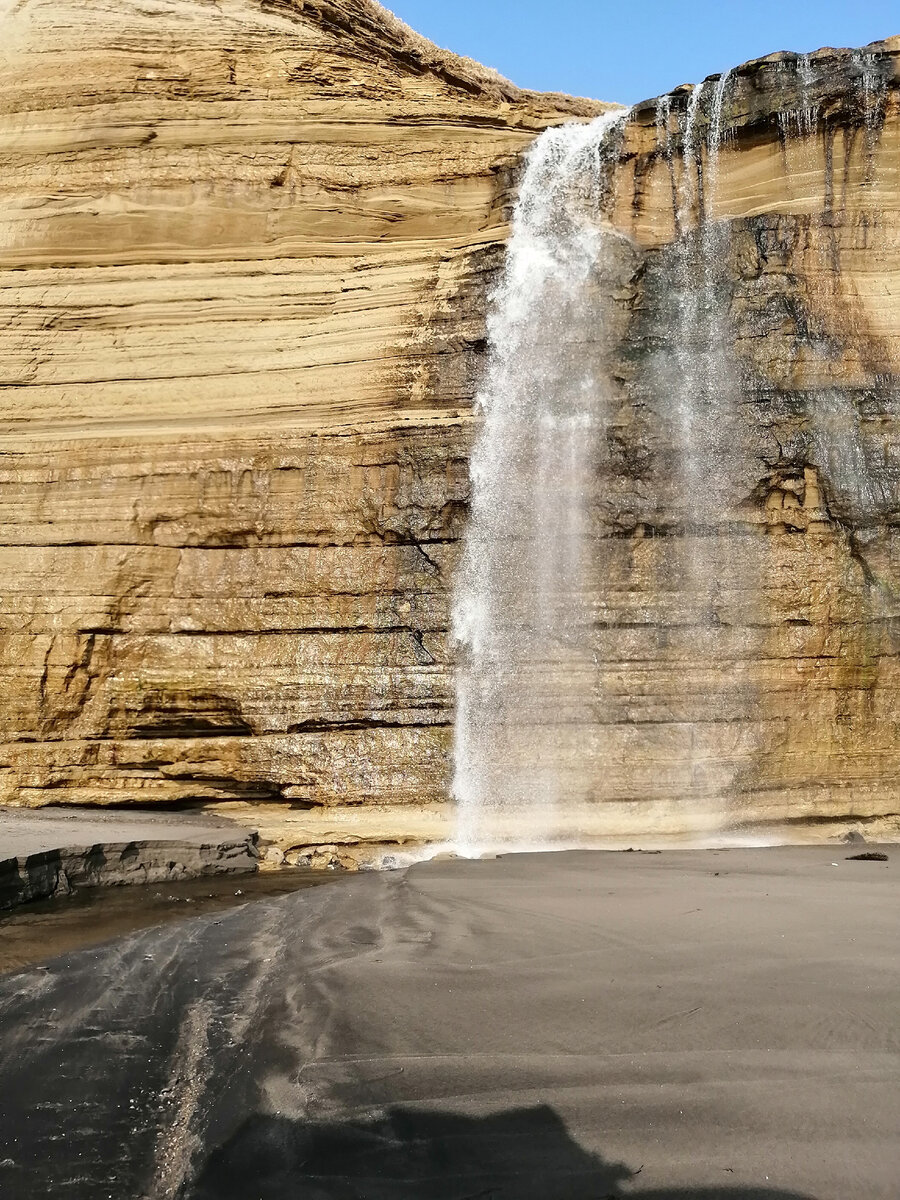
[451,110,628,855]
[451,49,892,854]
[453,82,744,853]
[790,49,889,530]
[662,71,745,798]
[655,74,737,570]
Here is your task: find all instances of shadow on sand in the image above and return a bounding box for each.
[188,1103,813,1200]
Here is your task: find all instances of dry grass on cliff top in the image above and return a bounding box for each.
[370,0,523,93]
[351,0,614,114]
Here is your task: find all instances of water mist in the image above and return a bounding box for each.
[452,111,628,855]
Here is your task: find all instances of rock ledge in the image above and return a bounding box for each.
[0,807,259,910]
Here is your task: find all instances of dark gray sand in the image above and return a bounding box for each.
[0,847,896,1199]
[0,868,338,975]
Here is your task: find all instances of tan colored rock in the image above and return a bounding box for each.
[0,0,608,821]
[585,42,900,833]
[0,2,898,848]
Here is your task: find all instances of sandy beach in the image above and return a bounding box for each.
[0,868,338,976]
[0,846,896,1199]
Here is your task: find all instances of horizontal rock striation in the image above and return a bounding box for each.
[0,0,606,824]
[0,806,259,909]
[590,41,900,831]
[1,0,898,845]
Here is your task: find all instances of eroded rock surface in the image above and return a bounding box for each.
[590,42,900,831]
[0,0,605,825]
[1,2,898,846]
[0,806,258,909]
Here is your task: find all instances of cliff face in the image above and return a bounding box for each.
[1,2,898,851]
[0,0,605,823]
[589,43,900,833]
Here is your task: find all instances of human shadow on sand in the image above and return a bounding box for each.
[187,1103,813,1200]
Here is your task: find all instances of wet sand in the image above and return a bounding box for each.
[0,868,339,975]
[0,846,896,1199]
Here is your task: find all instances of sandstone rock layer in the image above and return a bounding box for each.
[1,0,898,850]
[0,0,605,827]
[592,43,900,832]
[0,805,259,909]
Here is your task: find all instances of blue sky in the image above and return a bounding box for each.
[383,1,899,104]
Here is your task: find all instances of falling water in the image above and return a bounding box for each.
[668,70,738,565]
[452,110,628,854]
[708,69,735,187]
[451,50,891,852]
[805,49,890,527]
[659,69,746,803]
[856,48,889,143]
[669,85,707,553]
[778,53,820,138]
[678,83,705,227]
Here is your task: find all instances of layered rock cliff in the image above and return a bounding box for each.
[593,44,900,834]
[1,0,898,854]
[0,0,605,837]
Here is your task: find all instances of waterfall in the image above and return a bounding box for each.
[800,49,888,528]
[450,48,891,853]
[452,82,742,854]
[659,72,747,800]
[666,71,738,580]
[778,53,819,138]
[708,69,734,188]
[451,110,628,855]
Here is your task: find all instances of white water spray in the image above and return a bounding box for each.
[450,51,889,854]
[668,71,738,549]
[451,111,628,855]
